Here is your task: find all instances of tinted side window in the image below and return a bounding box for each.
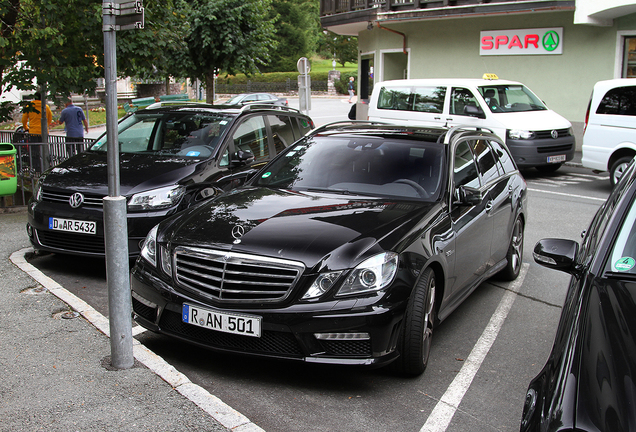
[378,87,411,110]
[471,140,500,184]
[232,116,269,161]
[489,139,516,173]
[297,116,313,137]
[267,115,296,154]
[597,86,636,116]
[412,86,446,113]
[450,88,480,116]
[454,141,480,189]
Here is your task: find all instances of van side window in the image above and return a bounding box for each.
[450,88,480,116]
[378,87,411,110]
[597,86,636,116]
[413,86,446,113]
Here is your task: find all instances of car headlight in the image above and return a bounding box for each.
[128,185,186,211]
[140,225,158,267]
[302,271,343,300]
[336,252,399,297]
[507,129,535,140]
[33,179,43,202]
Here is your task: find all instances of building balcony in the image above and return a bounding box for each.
[320,0,575,34]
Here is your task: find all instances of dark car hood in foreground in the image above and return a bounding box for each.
[164,187,435,270]
[41,151,202,196]
[575,277,636,431]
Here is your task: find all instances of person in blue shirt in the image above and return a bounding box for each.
[58,98,89,156]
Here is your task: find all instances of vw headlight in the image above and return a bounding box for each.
[507,129,535,140]
[140,225,158,267]
[128,185,185,211]
[33,179,43,202]
[336,252,399,297]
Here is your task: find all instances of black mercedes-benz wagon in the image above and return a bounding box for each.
[131,123,528,375]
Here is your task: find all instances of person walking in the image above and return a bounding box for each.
[21,92,52,173]
[58,98,89,156]
[348,76,355,103]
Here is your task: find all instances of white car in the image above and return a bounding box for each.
[581,78,636,186]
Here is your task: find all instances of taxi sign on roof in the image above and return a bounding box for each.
[482,73,499,80]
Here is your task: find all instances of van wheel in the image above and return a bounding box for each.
[536,164,561,173]
[393,268,436,376]
[610,156,633,187]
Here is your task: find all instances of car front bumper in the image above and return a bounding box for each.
[27,200,174,257]
[130,260,407,368]
[506,135,575,168]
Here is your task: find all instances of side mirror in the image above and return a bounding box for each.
[533,238,579,274]
[231,149,254,166]
[464,105,486,119]
[456,185,483,206]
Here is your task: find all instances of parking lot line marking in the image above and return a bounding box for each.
[528,188,607,202]
[420,263,528,432]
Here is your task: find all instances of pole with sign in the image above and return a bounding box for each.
[297,57,311,115]
[102,0,144,370]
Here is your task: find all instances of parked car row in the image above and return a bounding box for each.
[24,76,636,431]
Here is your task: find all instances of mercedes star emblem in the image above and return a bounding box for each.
[232,225,245,244]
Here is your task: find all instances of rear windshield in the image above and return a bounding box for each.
[477,85,547,113]
[90,111,234,158]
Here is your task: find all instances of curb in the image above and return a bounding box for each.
[10,247,265,432]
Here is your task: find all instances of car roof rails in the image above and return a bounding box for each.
[443,125,496,144]
[310,120,393,135]
[239,104,301,114]
[144,101,211,110]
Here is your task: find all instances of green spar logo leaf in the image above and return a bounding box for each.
[542,31,560,52]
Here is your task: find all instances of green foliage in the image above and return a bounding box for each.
[318,31,358,67]
[186,0,277,91]
[262,0,319,72]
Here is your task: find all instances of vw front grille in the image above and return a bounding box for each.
[174,247,305,303]
[42,188,103,208]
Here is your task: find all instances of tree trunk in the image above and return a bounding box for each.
[206,71,215,104]
[165,78,170,95]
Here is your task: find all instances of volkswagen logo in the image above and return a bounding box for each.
[231,225,245,240]
[69,192,84,208]
[551,130,559,139]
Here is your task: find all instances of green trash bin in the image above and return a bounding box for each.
[0,143,17,196]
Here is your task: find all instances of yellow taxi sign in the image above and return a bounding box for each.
[482,73,499,80]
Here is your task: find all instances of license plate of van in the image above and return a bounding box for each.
[547,154,566,163]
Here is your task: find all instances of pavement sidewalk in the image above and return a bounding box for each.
[0,208,262,432]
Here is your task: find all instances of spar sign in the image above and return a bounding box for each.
[480,28,563,56]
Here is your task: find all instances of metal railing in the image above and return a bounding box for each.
[0,130,94,208]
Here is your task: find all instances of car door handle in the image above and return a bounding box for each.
[485,200,493,212]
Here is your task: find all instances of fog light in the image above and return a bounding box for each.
[314,332,370,341]
[26,223,33,237]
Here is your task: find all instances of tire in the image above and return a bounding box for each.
[610,156,634,187]
[535,164,561,173]
[393,268,436,376]
[498,216,524,281]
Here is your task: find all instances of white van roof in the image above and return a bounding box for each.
[592,78,636,91]
[376,78,524,88]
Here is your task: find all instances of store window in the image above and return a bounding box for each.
[623,37,636,78]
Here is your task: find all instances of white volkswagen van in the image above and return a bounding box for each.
[367,75,575,172]
[581,78,636,186]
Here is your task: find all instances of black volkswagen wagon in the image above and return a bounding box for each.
[131,123,528,375]
[26,103,314,257]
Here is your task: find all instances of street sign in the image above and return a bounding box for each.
[102,0,144,31]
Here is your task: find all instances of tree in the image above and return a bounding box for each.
[262,0,319,73]
[319,31,358,67]
[185,0,277,103]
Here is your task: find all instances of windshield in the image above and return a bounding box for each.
[477,85,547,113]
[90,111,233,158]
[255,135,445,201]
